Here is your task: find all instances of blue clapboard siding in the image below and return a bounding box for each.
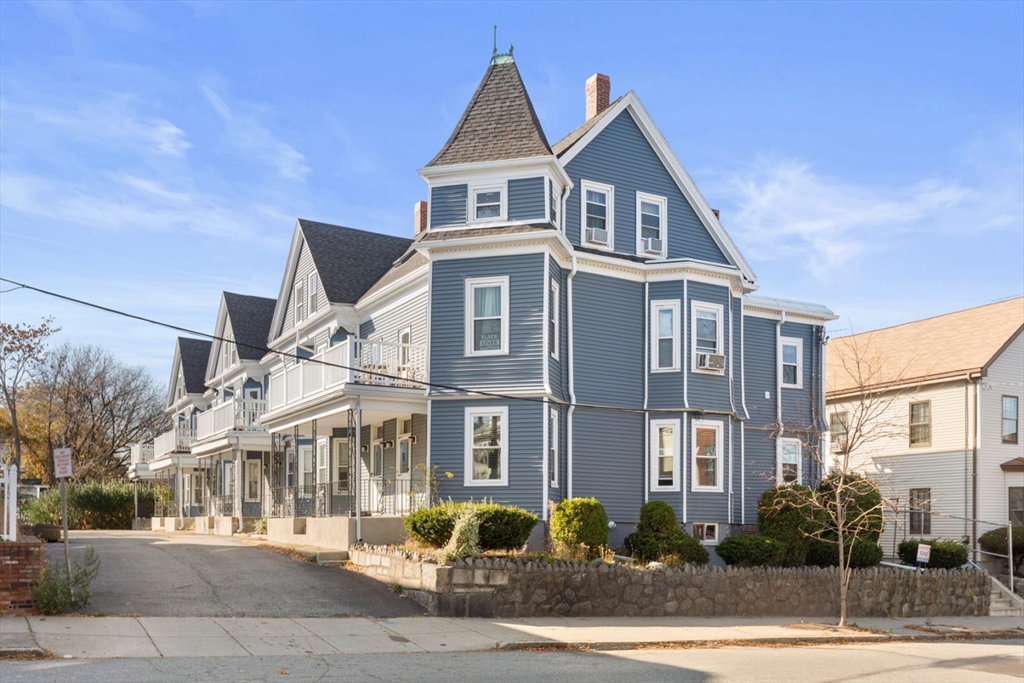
[687,281,733,413]
[549,403,567,504]
[508,177,545,222]
[572,271,644,408]
[647,280,685,408]
[743,314,778,429]
[280,239,325,335]
[742,425,777,523]
[359,289,428,349]
[430,184,468,228]
[572,407,644,523]
[780,321,819,432]
[430,254,545,393]
[562,110,729,263]
[430,399,544,514]
[547,256,568,401]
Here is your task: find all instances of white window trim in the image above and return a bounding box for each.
[371,440,384,477]
[294,280,306,324]
[691,419,723,493]
[580,179,614,251]
[244,459,261,502]
[334,439,349,495]
[776,437,803,486]
[650,300,681,372]
[549,407,559,488]
[649,418,681,492]
[690,301,726,374]
[469,182,507,224]
[397,436,412,479]
[635,191,668,258]
[692,522,719,545]
[464,276,510,357]
[299,445,313,497]
[464,406,509,487]
[549,279,560,360]
[780,337,803,389]
[398,325,412,367]
[307,272,319,316]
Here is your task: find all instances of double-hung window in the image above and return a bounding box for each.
[307,273,319,316]
[1002,396,1019,444]
[398,326,412,368]
[334,439,349,494]
[780,337,803,388]
[909,488,931,535]
[471,185,504,222]
[465,276,509,356]
[294,280,306,324]
[830,411,849,454]
[1009,487,1024,527]
[371,441,384,477]
[316,439,329,488]
[398,437,412,478]
[636,192,667,257]
[245,459,261,501]
[909,401,931,446]
[299,446,313,495]
[548,407,559,488]
[692,419,723,492]
[777,438,801,485]
[222,334,236,371]
[465,406,508,486]
[649,419,680,491]
[580,180,613,248]
[691,302,724,372]
[651,301,680,372]
[549,280,560,359]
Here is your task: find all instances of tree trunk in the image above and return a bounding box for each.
[836,487,847,627]
[7,396,22,470]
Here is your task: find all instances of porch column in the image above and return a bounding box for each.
[293,425,300,515]
[354,403,362,542]
[235,439,243,532]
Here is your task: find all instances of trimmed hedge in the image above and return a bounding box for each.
[756,485,816,566]
[978,527,1024,570]
[621,501,709,566]
[22,481,162,529]
[805,539,884,568]
[638,500,677,533]
[404,502,538,551]
[897,539,969,569]
[716,535,788,567]
[549,498,608,560]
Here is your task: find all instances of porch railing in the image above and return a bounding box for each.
[267,338,425,411]
[154,427,196,458]
[130,443,154,465]
[195,399,267,441]
[261,477,428,518]
[210,494,234,517]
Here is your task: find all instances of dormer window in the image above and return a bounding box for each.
[636,192,667,257]
[470,184,505,222]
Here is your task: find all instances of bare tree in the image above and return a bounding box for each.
[0,318,58,469]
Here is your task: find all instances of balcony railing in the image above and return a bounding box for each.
[130,443,154,465]
[154,427,196,459]
[268,338,425,412]
[195,399,267,441]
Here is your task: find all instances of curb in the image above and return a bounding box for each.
[0,646,46,659]
[495,630,1024,651]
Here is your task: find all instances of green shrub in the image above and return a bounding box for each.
[815,473,883,543]
[22,482,160,529]
[756,485,817,566]
[978,527,1024,571]
[623,527,709,566]
[33,546,101,615]
[550,498,608,560]
[716,535,788,567]
[638,500,677,533]
[405,503,458,548]
[806,538,884,568]
[897,539,969,569]
[405,502,538,551]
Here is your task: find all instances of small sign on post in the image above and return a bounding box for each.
[53,443,74,602]
[54,448,73,479]
[916,543,931,566]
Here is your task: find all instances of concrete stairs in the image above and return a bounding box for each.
[316,550,349,568]
[989,577,1024,617]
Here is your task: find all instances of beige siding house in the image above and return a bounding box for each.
[826,297,1023,560]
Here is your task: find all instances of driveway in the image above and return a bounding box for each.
[45,530,425,618]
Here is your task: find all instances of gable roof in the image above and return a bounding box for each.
[358,251,428,303]
[426,59,551,167]
[177,337,212,394]
[552,95,625,157]
[223,292,276,360]
[299,219,412,304]
[827,297,1024,396]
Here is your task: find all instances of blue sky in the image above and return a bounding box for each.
[1,1,1021,383]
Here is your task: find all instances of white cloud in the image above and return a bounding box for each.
[200,85,311,182]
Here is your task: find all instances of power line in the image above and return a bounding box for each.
[0,277,743,418]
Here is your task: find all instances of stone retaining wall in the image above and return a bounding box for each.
[350,545,990,619]
[1,540,45,615]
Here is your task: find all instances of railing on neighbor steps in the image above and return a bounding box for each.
[195,399,267,441]
[210,494,234,517]
[261,478,428,519]
[267,338,425,411]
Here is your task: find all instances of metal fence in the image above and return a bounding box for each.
[210,495,234,517]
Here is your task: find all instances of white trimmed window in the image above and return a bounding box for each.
[334,439,349,494]
[691,419,723,492]
[691,302,725,373]
[581,180,614,249]
[692,523,718,544]
[549,279,560,359]
[294,280,306,323]
[829,412,849,454]
[636,192,667,258]
[221,334,237,371]
[465,406,508,486]
[777,438,802,486]
[398,437,412,478]
[649,419,681,492]
[470,184,505,222]
[651,301,681,372]
[307,273,319,316]
[245,459,261,501]
[371,441,384,477]
[909,401,931,446]
[549,407,559,488]
[465,276,510,356]
[299,446,313,495]
[781,337,803,389]
[398,326,412,367]
[316,439,329,486]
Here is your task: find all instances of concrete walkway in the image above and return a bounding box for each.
[2,615,1021,659]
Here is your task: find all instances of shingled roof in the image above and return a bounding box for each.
[223,292,276,360]
[177,337,212,395]
[298,219,412,304]
[426,58,552,167]
[552,94,625,157]
[827,297,1024,396]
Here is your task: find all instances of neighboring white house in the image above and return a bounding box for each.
[826,297,1023,560]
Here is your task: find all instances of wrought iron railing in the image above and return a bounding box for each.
[210,494,234,517]
[261,478,427,518]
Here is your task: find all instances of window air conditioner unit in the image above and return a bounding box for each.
[697,353,726,371]
[642,237,663,254]
[585,227,608,245]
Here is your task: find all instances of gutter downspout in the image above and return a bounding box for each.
[728,294,736,524]
[740,296,749,524]
[565,184,578,500]
[972,376,980,561]
[643,281,649,504]
[775,312,787,465]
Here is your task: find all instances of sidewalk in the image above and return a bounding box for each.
[2,615,1021,659]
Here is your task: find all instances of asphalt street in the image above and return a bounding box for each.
[3,640,1023,683]
[44,530,424,618]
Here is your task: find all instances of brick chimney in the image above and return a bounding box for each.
[586,74,610,120]
[414,200,428,235]
[711,208,720,220]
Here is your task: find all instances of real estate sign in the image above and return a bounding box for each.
[916,543,931,564]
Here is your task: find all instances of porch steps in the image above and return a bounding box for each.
[989,577,1024,617]
[316,550,349,568]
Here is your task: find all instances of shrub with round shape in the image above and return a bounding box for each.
[978,527,1024,572]
[897,539,969,569]
[806,538,883,568]
[716,535,788,567]
[638,500,677,533]
[756,485,816,566]
[550,498,608,560]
